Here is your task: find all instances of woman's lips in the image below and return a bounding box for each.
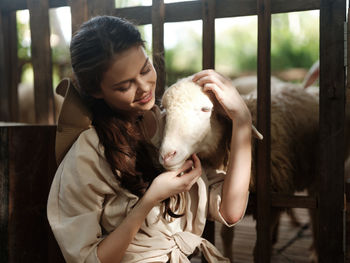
[136,92,153,104]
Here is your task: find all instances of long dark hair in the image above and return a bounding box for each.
[70,16,183,217]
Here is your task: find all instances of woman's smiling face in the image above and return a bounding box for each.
[95,45,157,116]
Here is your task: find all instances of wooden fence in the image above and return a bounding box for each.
[0,0,347,262]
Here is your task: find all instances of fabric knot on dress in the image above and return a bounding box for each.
[169,231,230,263]
[172,232,202,256]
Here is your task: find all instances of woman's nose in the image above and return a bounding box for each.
[135,78,149,92]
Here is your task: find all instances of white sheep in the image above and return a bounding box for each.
[159,76,319,262]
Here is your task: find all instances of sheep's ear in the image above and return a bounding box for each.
[212,95,264,140]
[211,96,229,118]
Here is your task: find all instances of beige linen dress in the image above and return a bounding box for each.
[47,106,244,263]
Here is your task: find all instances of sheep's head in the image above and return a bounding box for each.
[159,77,226,170]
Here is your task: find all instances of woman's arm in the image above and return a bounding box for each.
[97,154,202,263]
[192,70,252,225]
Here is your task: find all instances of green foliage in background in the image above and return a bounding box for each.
[271,13,319,70]
[165,11,319,84]
[16,7,319,87]
[164,26,203,86]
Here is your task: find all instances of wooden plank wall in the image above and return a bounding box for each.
[0,125,63,263]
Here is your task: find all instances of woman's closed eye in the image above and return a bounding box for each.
[141,64,151,75]
[115,82,132,92]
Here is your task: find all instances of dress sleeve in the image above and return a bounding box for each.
[47,129,116,263]
[206,169,249,228]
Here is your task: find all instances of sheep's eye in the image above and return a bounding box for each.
[201,106,212,112]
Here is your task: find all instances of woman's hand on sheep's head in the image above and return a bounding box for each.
[192,70,252,124]
[145,154,202,204]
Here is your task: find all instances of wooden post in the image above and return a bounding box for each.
[0,125,63,263]
[0,10,10,122]
[1,11,18,122]
[201,0,216,258]
[27,0,55,124]
[256,0,271,261]
[69,0,116,38]
[318,0,346,262]
[68,0,89,35]
[152,0,165,102]
[202,0,215,70]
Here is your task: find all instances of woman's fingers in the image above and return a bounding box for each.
[192,69,213,82]
[179,154,202,188]
[175,159,193,176]
[194,75,223,90]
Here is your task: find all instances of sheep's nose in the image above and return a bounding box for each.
[161,151,177,164]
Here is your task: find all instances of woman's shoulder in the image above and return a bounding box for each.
[58,127,117,186]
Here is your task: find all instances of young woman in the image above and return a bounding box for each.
[47,15,252,263]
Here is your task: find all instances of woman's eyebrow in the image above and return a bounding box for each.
[112,57,150,88]
[140,57,150,71]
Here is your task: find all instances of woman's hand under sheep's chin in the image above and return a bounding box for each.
[192,69,252,124]
[145,154,202,203]
[162,155,195,172]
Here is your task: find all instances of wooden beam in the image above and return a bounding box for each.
[270,194,317,208]
[318,0,346,261]
[248,193,317,209]
[0,0,68,12]
[0,0,320,20]
[152,0,165,102]
[87,0,115,17]
[27,0,55,124]
[256,0,271,261]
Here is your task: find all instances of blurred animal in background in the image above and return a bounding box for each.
[18,82,65,123]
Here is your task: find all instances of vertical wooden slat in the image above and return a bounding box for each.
[152,0,165,102]
[68,0,89,35]
[0,11,10,121]
[318,0,346,262]
[27,0,54,124]
[202,0,215,69]
[256,0,271,261]
[201,1,216,258]
[1,11,18,122]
